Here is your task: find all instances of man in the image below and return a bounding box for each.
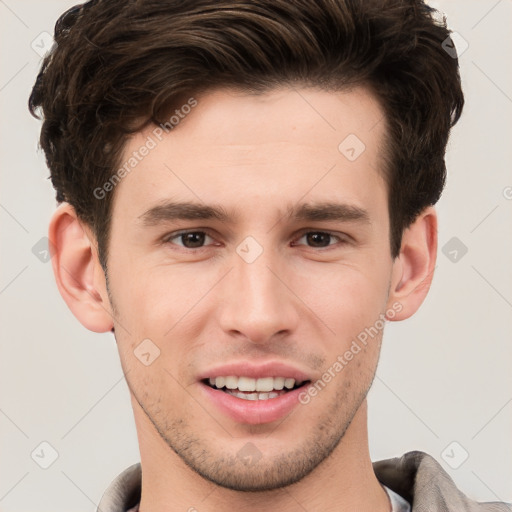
[28,0,510,511]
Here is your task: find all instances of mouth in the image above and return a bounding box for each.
[202,376,311,401]
[199,373,312,425]
[197,362,313,424]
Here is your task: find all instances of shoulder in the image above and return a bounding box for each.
[373,451,511,511]
[96,462,142,512]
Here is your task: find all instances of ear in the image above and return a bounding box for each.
[386,206,437,321]
[48,202,114,333]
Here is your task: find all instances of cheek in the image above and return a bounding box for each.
[109,264,213,370]
[108,261,182,325]
[292,263,390,336]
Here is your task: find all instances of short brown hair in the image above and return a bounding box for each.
[29,0,464,271]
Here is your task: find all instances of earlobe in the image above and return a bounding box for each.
[48,202,114,333]
[386,207,438,321]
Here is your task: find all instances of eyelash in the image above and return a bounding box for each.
[162,229,349,251]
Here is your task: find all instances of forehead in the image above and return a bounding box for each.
[110,86,388,224]
[170,85,385,147]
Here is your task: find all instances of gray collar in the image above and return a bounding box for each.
[97,451,511,512]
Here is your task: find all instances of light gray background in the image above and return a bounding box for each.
[1,1,511,510]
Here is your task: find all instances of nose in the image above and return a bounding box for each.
[218,245,300,345]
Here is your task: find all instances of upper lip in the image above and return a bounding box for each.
[197,361,312,382]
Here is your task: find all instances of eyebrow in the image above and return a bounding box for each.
[138,200,371,227]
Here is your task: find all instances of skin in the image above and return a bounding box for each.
[49,86,437,512]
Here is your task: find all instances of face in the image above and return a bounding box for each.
[104,86,398,491]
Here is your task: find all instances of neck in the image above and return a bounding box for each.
[134,398,389,512]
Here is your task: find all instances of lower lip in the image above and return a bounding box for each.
[199,382,306,425]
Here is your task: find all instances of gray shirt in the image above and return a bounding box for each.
[97,450,511,512]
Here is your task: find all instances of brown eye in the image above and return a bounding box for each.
[294,231,344,249]
[305,232,332,247]
[164,230,214,249]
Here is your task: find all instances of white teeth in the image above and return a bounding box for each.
[273,377,285,390]
[284,378,295,389]
[256,377,274,392]
[208,376,301,392]
[225,376,238,389]
[238,376,256,392]
[224,389,287,400]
